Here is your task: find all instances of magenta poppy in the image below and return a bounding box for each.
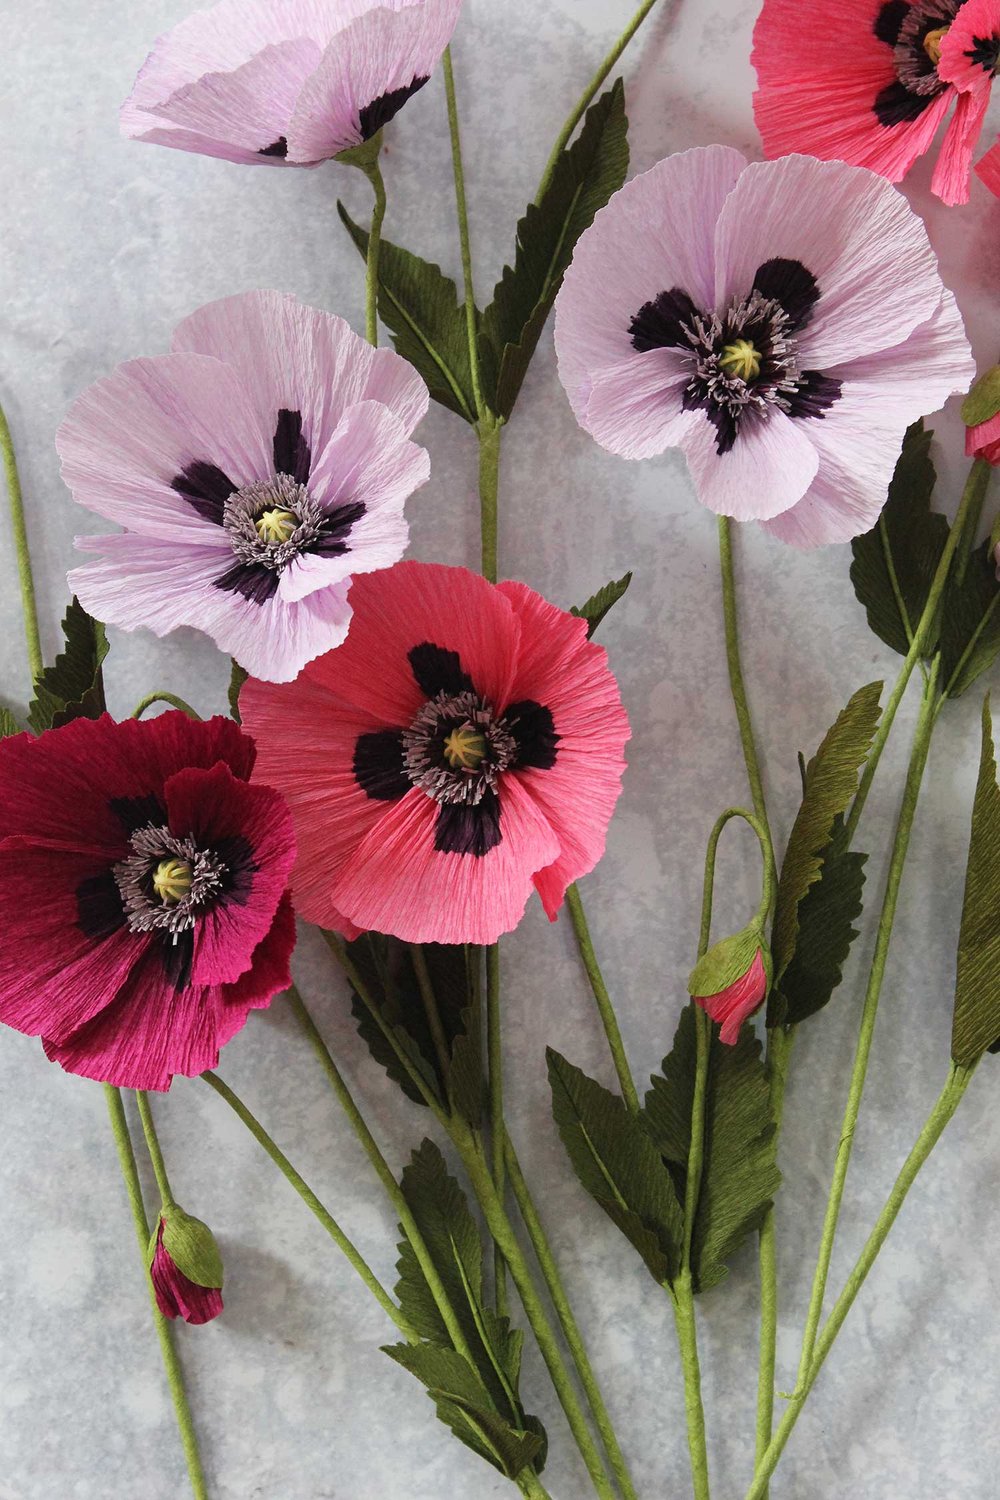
[752,0,996,206]
[122,0,463,166]
[240,561,630,945]
[0,713,295,1090]
[553,146,974,547]
[58,290,430,683]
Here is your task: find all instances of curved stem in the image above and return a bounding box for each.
[135,1091,175,1207]
[794,659,941,1391]
[104,1086,209,1499]
[362,156,388,348]
[132,692,202,721]
[745,1062,976,1500]
[200,1070,417,1343]
[503,1132,639,1500]
[442,45,485,419]
[486,943,508,1315]
[717,518,772,847]
[536,0,660,199]
[565,883,639,1113]
[0,399,43,680]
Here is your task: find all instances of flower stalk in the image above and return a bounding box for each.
[0,399,43,681]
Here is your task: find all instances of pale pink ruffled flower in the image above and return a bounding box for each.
[122,0,463,166]
[554,146,975,547]
[58,290,430,682]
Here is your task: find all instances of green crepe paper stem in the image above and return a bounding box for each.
[360,153,388,348]
[132,692,203,721]
[744,1061,977,1500]
[670,1270,711,1500]
[200,1070,418,1343]
[503,1131,640,1500]
[408,943,453,1085]
[717,518,773,848]
[565,884,640,1113]
[0,399,43,681]
[442,45,486,421]
[284,987,480,1367]
[136,1090,175,1208]
[845,457,992,841]
[485,943,508,1317]
[479,415,502,584]
[793,657,942,1398]
[104,1086,209,1500]
[536,0,661,200]
[753,1022,793,1485]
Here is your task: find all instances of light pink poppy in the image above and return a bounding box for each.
[58,290,430,682]
[553,146,974,547]
[752,0,996,206]
[122,0,463,166]
[240,561,631,945]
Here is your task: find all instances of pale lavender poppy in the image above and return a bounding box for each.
[58,290,430,681]
[553,146,975,546]
[122,0,463,166]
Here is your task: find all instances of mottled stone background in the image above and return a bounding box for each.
[2,0,1000,1496]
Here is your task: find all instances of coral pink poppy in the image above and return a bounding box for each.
[122,0,462,166]
[0,712,295,1090]
[752,0,996,206]
[938,0,1000,193]
[150,1207,225,1325]
[693,950,769,1046]
[553,146,974,547]
[240,561,630,945]
[58,290,430,682]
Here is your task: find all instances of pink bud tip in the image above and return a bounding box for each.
[694,949,768,1045]
[966,412,1000,466]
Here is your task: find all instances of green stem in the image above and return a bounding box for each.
[456,1127,619,1500]
[104,1086,208,1499]
[794,659,941,1391]
[135,1091,175,1207]
[565,883,639,1112]
[200,1070,417,1343]
[409,944,453,1085]
[486,943,508,1315]
[362,156,388,348]
[717,518,772,846]
[745,1062,976,1500]
[518,1472,554,1500]
[442,45,486,419]
[479,416,502,583]
[503,1133,639,1500]
[536,0,660,199]
[670,1270,711,1500]
[754,1024,794,1487]
[132,692,202,721]
[0,399,43,680]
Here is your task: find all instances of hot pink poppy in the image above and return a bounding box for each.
[553,146,974,547]
[938,0,1000,193]
[122,0,462,165]
[752,0,996,206]
[0,712,296,1091]
[693,950,769,1046]
[240,561,630,945]
[58,290,430,683]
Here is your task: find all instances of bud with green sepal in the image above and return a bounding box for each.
[963,365,1000,467]
[689,922,773,1045]
[147,1203,224,1326]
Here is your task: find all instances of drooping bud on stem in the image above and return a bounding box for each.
[689,923,772,1045]
[148,1204,224,1325]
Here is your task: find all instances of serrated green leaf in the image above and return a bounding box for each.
[546,1048,683,1284]
[772,837,868,1027]
[338,203,478,422]
[570,572,633,638]
[940,541,1000,698]
[0,707,21,739]
[479,81,629,420]
[643,1006,781,1292]
[952,699,1000,1063]
[850,422,948,659]
[962,366,1000,427]
[27,598,108,733]
[770,682,882,989]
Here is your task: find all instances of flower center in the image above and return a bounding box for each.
[890,1,961,97]
[152,857,193,906]
[223,474,325,573]
[922,24,949,63]
[402,690,517,806]
[719,339,761,382]
[255,507,299,545]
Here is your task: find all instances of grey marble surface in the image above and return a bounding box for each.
[2,0,1000,1496]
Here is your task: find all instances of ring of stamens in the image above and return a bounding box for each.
[402,690,516,806]
[115,825,227,934]
[223,474,329,573]
[678,289,800,436]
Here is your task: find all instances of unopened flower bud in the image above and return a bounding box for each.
[688,925,771,1045]
[148,1204,224,1326]
[962,366,1000,466]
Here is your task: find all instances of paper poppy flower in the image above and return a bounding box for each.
[938,0,1000,194]
[240,561,630,945]
[0,712,296,1091]
[553,146,974,547]
[58,290,430,682]
[149,1206,225,1325]
[752,0,996,206]
[122,0,463,166]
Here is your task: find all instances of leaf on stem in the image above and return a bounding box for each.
[338,203,479,422]
[643,1005,781,1292]
[27,597,108,733]
[850,422,948,659]
[570,572,633,637]
[775,831,868,1025]
[479,81,629,421]
[939,540,1000,698]
[546,1047,684,1283]
[0,707,21,738]
[952,698,1000,1063]
[768,682,882,1025]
